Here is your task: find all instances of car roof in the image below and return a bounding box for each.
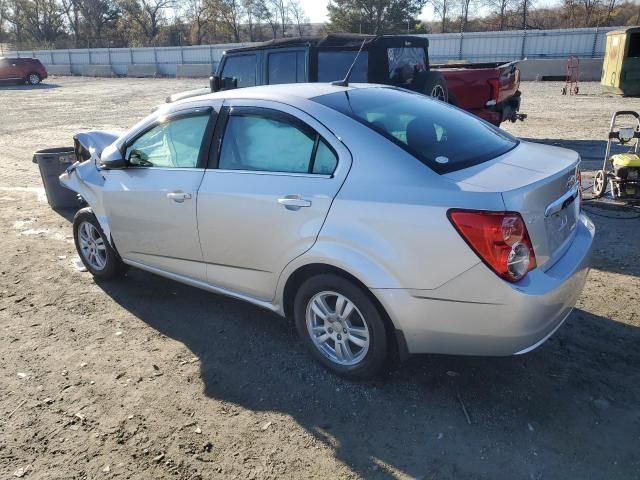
[172,82,383,108]
[226,34,429,54]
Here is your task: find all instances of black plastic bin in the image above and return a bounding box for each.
[32,147,78,210]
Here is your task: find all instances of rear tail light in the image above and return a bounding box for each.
[488,78,500,104]
[448,210,537,282]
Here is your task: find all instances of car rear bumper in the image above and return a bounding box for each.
[373,211,595,356]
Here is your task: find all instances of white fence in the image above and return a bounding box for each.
[15,27,618,76]
[16,43,244,76]
[425,27,617,62]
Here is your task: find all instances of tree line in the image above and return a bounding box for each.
[0,0,637,50]
[0,0,314,49]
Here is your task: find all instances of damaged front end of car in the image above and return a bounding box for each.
[59,130,123,246]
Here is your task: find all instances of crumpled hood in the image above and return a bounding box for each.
[73,130,123,160]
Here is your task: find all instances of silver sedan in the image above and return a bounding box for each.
[61,83,594,378]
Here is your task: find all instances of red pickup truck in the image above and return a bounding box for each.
[203,34,525,127]
[433,61,524,125]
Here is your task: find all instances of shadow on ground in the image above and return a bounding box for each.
[524,138,632,167]
[95,266,640,478]
[0,82,60,90]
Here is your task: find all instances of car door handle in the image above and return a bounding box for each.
[278,195,312,210]
[167,191,192,203]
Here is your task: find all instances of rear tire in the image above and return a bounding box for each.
[423,71,448,102]
[593,170,607,198]
[26,73,41,85]
[294,274,388,379]
[73,208,128,280]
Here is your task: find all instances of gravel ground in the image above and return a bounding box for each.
[1,77,639,480]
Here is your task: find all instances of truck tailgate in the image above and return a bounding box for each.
[432,61,520,111]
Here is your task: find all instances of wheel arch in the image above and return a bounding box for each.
[281,262,409,362]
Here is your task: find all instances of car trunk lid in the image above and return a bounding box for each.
[444,141,581,270]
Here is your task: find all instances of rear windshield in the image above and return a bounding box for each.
[312,87,517,173]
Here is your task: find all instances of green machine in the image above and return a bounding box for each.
[601,26,640,96]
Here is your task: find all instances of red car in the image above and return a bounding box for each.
[0,57,48,85]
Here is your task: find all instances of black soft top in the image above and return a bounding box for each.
[225,34,429,54]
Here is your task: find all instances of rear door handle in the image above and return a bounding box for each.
[278,195,311,210]
[167,191,192,203]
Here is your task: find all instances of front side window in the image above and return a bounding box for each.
[125,114,210,168]
[268,51,306,84]
[313,87,517,173]
[221,54,257,87]
[218,110,338,175]
[388,47,426,86]
[317,51,368,83]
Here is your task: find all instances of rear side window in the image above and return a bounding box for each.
[318,51,368,83]
[268,51,306,84]
[313,87,517,173]
[219,110,338,175]
[388,47,426,86]
[221,55,257,87]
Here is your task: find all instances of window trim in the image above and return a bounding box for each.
[122,107,216,170]
[209,106,338,177]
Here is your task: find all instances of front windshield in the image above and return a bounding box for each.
[312,87,517,173]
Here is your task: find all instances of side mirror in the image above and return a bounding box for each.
[210,75,221,92]
[221,76,238,91]
[99,148,127,169]
[209,75,237,92]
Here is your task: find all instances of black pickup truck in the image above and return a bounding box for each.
[170,34,525,126]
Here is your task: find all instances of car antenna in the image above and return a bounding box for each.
[331,38,368,87]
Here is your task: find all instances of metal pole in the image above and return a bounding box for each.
[591,27,599,58]
[459,33,463,61]
[50,50,54,65]
[180,45,184,64]
[520,29,527,60]
[129,48,133,64]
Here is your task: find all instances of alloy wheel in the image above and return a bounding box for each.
[305,291,370,366]
[78,221,107,271]
[28,74,40,85]
[431,84,447,101]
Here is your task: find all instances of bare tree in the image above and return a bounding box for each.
[119,0,172,45]
[256,0,278,38]
[459,0,476,32]
[432,0,454,32]
[288,0,306,36]
[581,0,601,26]
[483,0,516,29]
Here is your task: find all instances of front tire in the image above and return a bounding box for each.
[294,274,388,379]
[73,208,128,280]
[26,73,41,85]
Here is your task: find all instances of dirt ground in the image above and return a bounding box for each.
[1,77,639,480]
